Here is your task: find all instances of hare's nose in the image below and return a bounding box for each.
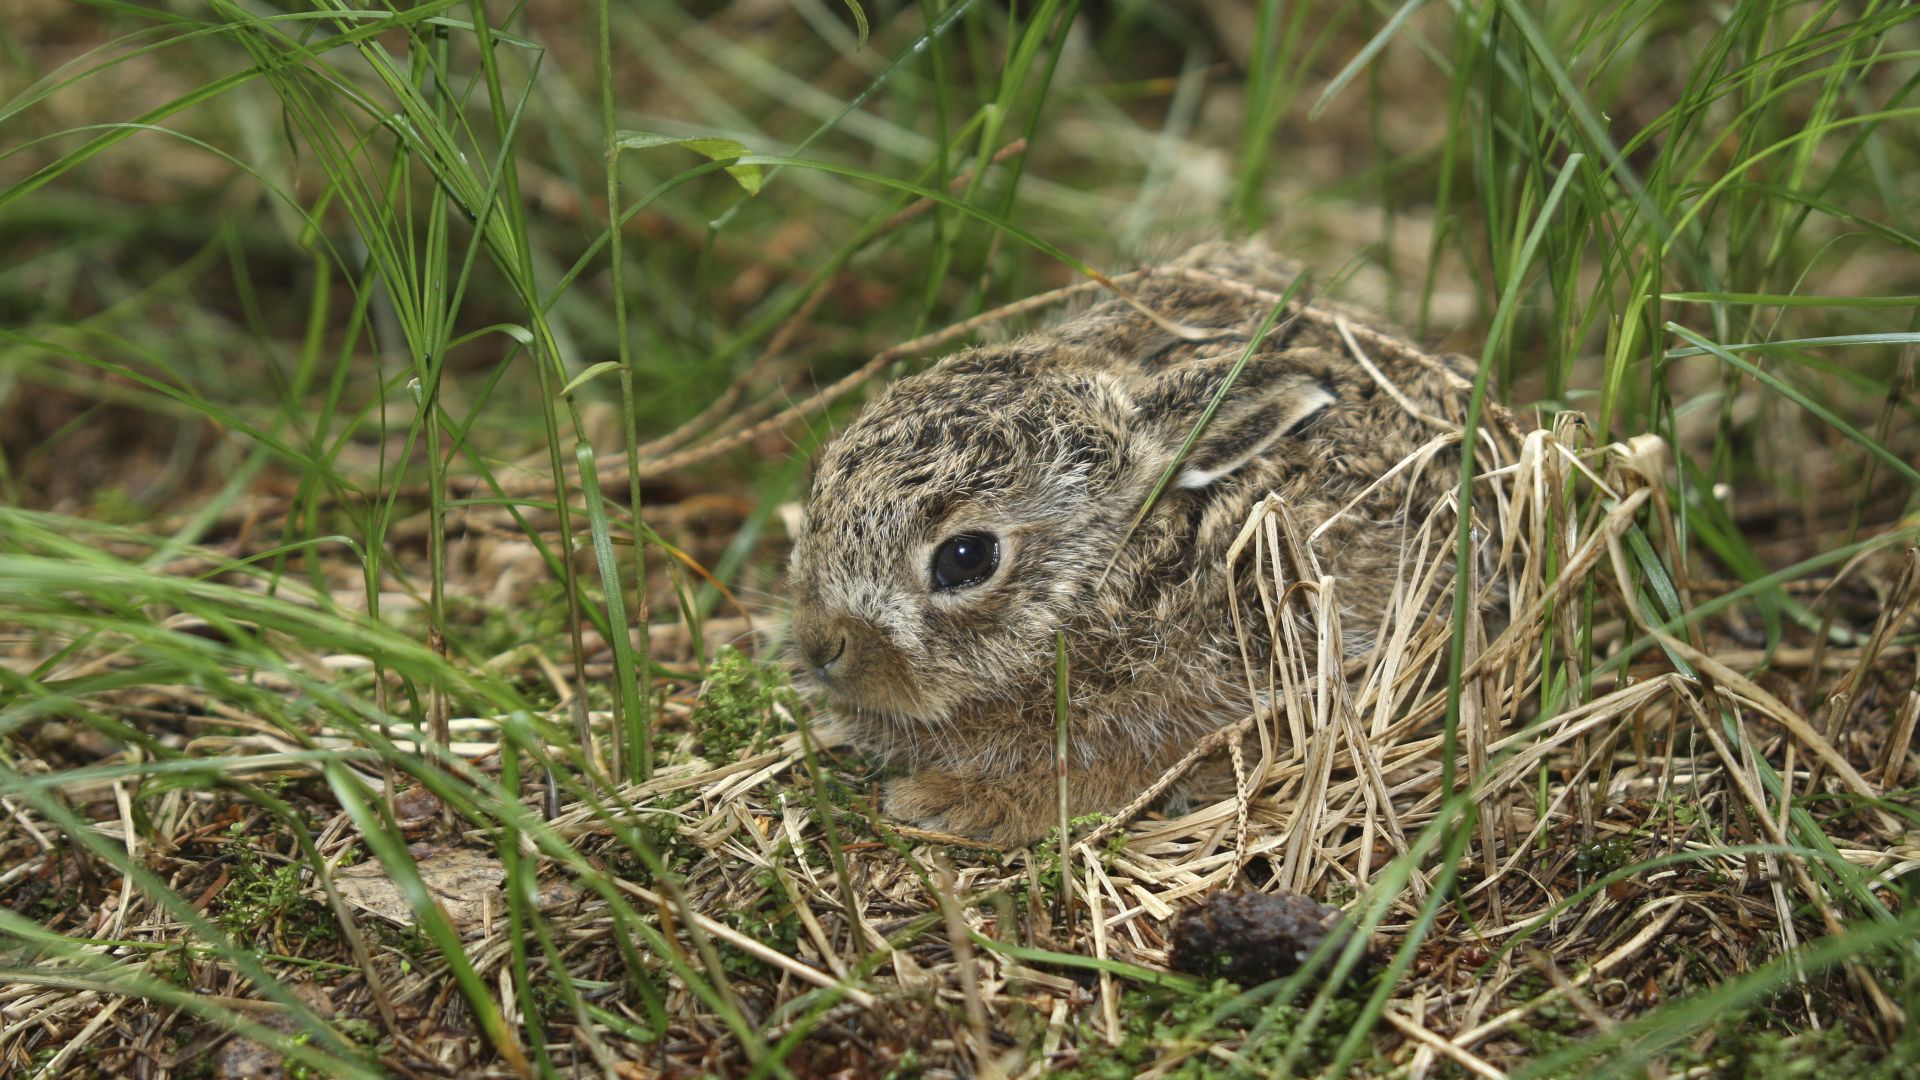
[793,607,851,680]
[803,635,847,680]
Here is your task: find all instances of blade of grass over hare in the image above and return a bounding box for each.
[1098,277,1308,586]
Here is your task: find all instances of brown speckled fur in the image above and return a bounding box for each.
[787,242,1479,845]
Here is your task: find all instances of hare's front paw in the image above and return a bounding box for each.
[882,769,1052,847]
[881,770,969,834]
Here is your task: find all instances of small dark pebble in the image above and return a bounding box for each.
[1169,891,1364,985]
[391,784,443,825]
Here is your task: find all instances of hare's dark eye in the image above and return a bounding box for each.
[931,532,999,591]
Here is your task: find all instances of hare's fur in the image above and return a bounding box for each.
[787,243,1476,845]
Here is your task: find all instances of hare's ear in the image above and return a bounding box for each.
[1136,358,1335,490]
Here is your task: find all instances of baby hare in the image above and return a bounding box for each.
[788,243,1475,845]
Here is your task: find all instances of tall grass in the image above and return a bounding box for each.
[1,0,1916,1075]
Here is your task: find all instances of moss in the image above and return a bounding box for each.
[719,894,806,979]
[1571,835,1637,881]
[214,823,334,946]
[688,646,798,760]
[1058,977,1379,1078]
[1663,1006,1914,1078]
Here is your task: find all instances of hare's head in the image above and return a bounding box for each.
[787,347,1141,721]
[787,334,1337,724]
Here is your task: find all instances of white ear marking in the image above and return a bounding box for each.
[1176,464,1229,489]
[1277,382,1337,433]
[1176,382,1336,489]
